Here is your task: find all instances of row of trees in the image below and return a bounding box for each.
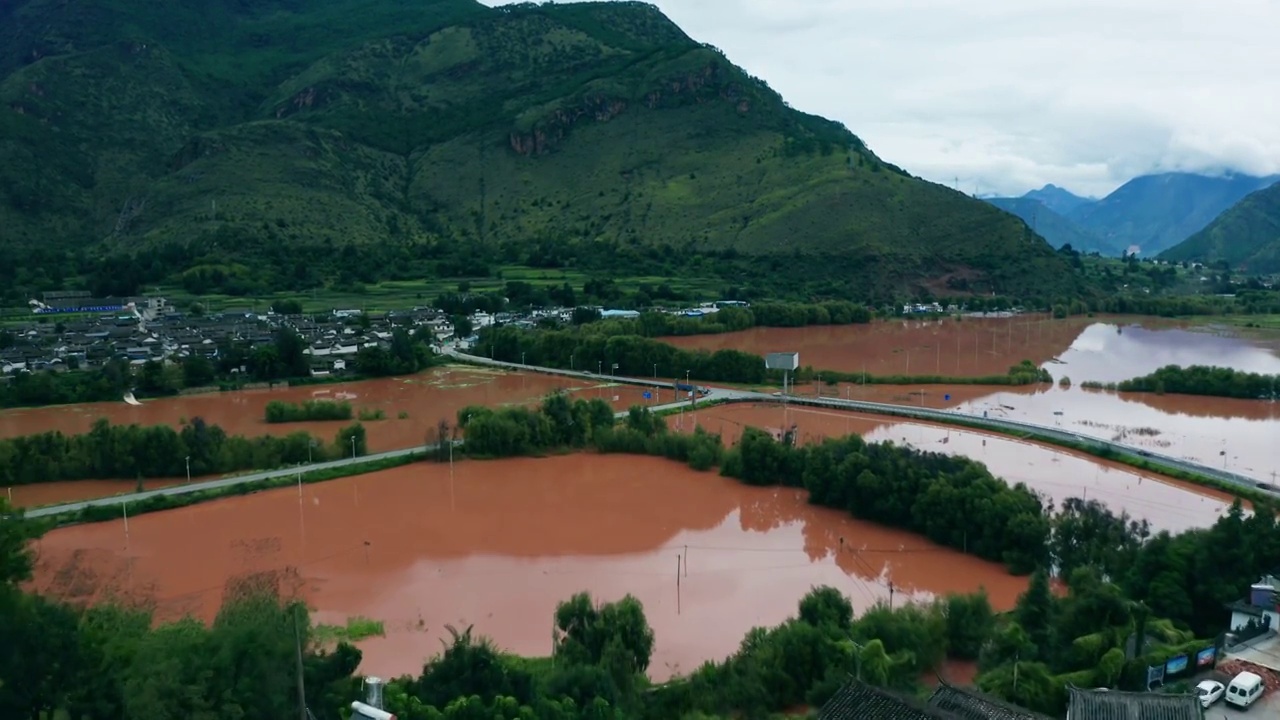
[583,302,872,339]
[442,396,1280,714]
[455,394,724,472]
[5,393,1280,717]
[0,417,367,486]
[475,326,1052,387]
[722,428,1050,573]
[1094,364,1280,399]
[264,399,354,423]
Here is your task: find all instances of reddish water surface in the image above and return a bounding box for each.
[665,317,1280,382]
[664,315,1092,378]
[682,403,1231,533]
[7,479,187,509]
[31,455,1028,681]
[0,366,651,454]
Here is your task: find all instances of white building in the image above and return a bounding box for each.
[1229,575,1280,633]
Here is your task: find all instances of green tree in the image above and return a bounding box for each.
[1014,569,1056,661]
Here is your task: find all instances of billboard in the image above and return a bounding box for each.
[1165,655,1188,675]
[1196,647,1216,667]
[764,352,799,371]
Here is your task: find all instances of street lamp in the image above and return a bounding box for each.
[570,354,574,371]
[611,363,618,376]
[185,455,191,484]
[351,435,357,459]
[597,360,602,375]
[653,363,657,379]
[521,351,526,366]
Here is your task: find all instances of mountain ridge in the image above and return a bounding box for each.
[0,0,1082,303]
[1160,183,1280,273]
[984,171,1280,258]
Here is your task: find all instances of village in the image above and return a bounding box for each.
[0,292,750,377]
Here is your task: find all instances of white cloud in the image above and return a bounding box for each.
[482,0,1280,197]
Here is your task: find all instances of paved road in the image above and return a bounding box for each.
[447,348,1276,499]
[19,350,1272,520]
[19,386,715,520]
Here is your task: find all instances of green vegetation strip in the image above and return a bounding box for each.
[312,616,387,645]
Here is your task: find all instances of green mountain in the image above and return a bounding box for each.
[1066,172,1280,256]
[0,0,1083,302]
[984,197,1121,254]
[1160,183,1280,273]
[1021,184,1094,216]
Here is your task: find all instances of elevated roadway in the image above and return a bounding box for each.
[17,349,1272,520]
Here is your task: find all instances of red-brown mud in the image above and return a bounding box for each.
[30,455,1029,681]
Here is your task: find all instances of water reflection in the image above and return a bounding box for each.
[31,454,1026,681]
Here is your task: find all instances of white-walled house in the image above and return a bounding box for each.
[1229,574,1280,633]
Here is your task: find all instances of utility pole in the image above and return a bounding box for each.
[294,604,308,720]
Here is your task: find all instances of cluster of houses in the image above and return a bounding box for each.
[0,295,755,377]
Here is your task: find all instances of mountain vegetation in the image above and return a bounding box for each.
[984,197,1119,254]
[1160,182,1280,273]
[0,0,1083,304]
[987,172,1280,259]
[1068,171,1280,256]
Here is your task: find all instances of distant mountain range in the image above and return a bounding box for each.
[984,173,1280,257]
[1160,183,1280,273]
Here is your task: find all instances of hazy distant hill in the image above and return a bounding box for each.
[1067,172,1280,256]
[1161,183,1280,273]
[984,197,1120,254]
[0,0,1082,302]
[1022,184,1094,216]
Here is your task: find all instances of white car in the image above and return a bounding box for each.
[1196,679,1225,708]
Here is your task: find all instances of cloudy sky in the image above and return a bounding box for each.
[486,0,1280,198]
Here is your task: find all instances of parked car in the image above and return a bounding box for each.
[1225,671,1264,709]
[1196,679,1224,708]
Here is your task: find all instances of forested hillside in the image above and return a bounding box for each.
[0,0,1083,303]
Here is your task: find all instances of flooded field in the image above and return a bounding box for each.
[0,366,652,453]
[682,403,1231,533]
[7,479,186,509]
[30,454,1029,681]
[664,316,1280,382]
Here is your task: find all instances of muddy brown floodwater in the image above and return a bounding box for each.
[681,403,1232,533]
[664,316,1280,381]
[684,317,1280,484]
[0,367,658,507]
[663,315,1093,378]
[31,454,1030,682]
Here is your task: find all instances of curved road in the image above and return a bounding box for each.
[447,349,1276,499]
[17,349,1274,519]
[19,383,720,519]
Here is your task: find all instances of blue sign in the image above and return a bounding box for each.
[1146,663,1165,690]
[642,391,652,400]
[944,394,951,401]
[1165,654,1188,674]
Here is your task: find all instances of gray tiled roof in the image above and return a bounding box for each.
[928,681,1054,720]
[820,676,962,720]
[1065,687,1202,720]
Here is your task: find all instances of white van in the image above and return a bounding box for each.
[1225,671,1264,709]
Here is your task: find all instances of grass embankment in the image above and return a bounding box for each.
[34,453,423,529]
